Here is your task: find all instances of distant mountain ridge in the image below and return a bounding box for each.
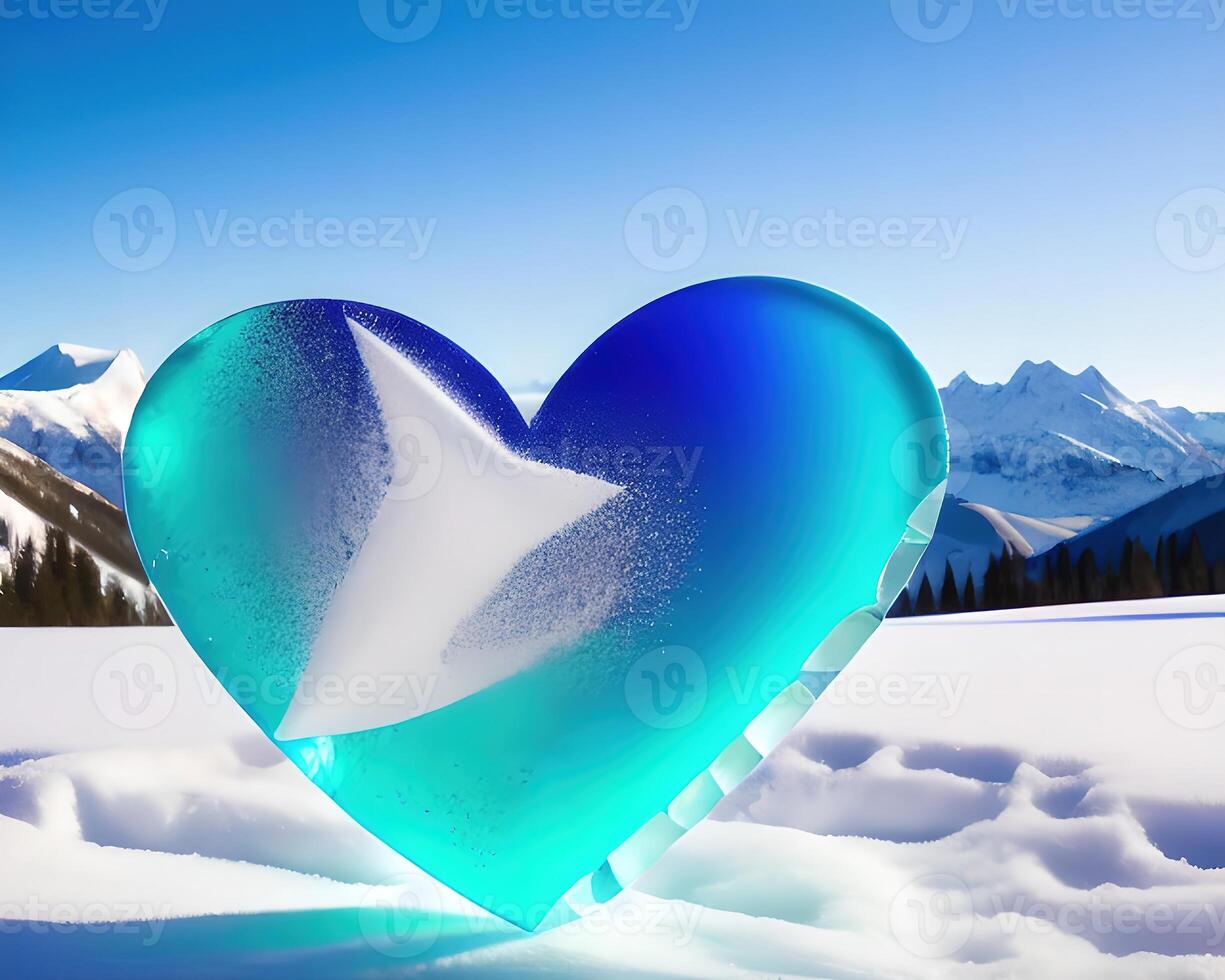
[0,343,126,391]
[0,343,145,507]
[941,360,1222,522]
[1141,400,1225,460]
[0,343,163,625]
[2,343,1222,624]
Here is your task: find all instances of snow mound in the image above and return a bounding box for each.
[3,601,1225,976]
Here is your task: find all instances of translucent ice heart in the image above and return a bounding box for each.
[124,278,947,929]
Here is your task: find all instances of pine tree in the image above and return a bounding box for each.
[1054,546,1074,605]
[0,532,155,627]
[914,574,936,616]
[1129,538,1163,600]
[890,588,913,618]
[1077,547,1102,603]
[940,561,962,613]
[0,561,17,625]
[963,572,977,612]
[1181,532,1212,597]
[983,554,1001,610]
[1042,552,1057,604]
[13,538,37,608]
[1119,540,1136,598]
[1156,534,1170,594]
[72,550,104,625]
[1002,549,1026,608]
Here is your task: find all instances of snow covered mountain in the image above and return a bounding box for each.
[1140,400,1225,461]
[0,437,147,582]
[900,494,1092,607]
[1058,471,1225,572]
[0,343,145,507]
[941,361,1222,522]
[0,344,162,623]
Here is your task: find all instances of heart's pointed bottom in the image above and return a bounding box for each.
[521,481,948,933]
[272,481,947,934]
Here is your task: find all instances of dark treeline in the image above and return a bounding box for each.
[892,531,1225,617]
[0,521,170,627]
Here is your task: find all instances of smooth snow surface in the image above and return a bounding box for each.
[3,597,1224,977]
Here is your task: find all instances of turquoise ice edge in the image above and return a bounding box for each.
[550,480,948,926]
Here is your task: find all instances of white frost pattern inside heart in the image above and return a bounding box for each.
[274,320,624,740]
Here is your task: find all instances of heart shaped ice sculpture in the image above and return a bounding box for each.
[124,278,947,930]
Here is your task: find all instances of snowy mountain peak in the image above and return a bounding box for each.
[941,359,1223,521]
[999,360,1117,403]
[0,343,136,393]
[1010,358,1062,382]
[946,370,976,393]
[1141,399,1225,459]
[0,343,148,506]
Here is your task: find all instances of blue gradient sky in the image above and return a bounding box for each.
[3,1,1223,407]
